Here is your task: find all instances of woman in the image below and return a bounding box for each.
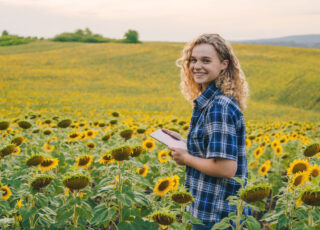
[162,33,250,230]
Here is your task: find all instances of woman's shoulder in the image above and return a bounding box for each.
[211,94,242,116]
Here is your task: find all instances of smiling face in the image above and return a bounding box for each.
[189,43,229,91]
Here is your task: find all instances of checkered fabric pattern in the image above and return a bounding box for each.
[185,83,250,223]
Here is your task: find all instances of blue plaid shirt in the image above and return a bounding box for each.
[185,83,249,223]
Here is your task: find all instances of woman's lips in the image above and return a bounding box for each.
[194,72,206,77]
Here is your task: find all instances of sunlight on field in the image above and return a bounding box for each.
[1,41,320,229]
[0,40,319,121]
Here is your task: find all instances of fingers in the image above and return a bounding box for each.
[162,128,169,134]
[168,146,175,151]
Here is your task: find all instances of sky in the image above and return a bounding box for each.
[0,0,319,42]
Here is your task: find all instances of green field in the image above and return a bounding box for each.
[0,40,319,121]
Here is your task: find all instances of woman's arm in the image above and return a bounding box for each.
[185,154,237,178]
[168,147,237,178]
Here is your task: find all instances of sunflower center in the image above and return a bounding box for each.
[87,131,93,136]
[103,155,112,160]
[139,167,146,175]
[1,188,7,196]
[70,133,78,138]
[312,170,319,177]
[158,180,170,191]
[79,157,90,166]
[41,160,53,167]
[294,175,303,186]
[146,142,153,148]
[161,154,168,159]
[292,163,307,173]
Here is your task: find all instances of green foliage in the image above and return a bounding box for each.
[52,28,141,44]
[52,28,114,43]
[0,34,37,46]
[2,30,9,36]
[123,30,140,43]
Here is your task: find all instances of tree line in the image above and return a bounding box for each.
[0,28,140,46]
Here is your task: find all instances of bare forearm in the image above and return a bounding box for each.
[184,154,237,178]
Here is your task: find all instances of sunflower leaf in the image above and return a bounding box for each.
[0,218,15,225]
[91,207,116,225]
[245,216,261,230]
[56,206,73,223]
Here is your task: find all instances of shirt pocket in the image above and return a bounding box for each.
[188,131,206,158]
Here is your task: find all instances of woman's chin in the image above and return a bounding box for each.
[193,77,203,83]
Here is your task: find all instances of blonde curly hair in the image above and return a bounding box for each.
[176,33,249,111]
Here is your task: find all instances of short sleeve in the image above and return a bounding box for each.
[205,103,238,160]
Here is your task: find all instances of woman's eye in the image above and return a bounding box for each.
[190,59,196,63]
[203,59,210,63]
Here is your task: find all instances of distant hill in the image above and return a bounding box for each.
[232,34,320,49]
[0,41,320,121]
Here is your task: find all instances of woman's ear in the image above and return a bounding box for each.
[221,60,229,70]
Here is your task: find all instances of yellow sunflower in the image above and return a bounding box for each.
[43,143,54,152]
[246,138,251,148]
[154,177,172,196]
[87,142,95,150]
[249,161,259,169]
[287,159,310,176]
[309,164,320,179]
[38,158,59,171]
[76,155,93,168]
[48,136,58,144]
[271,140,280,149]
[264,136,270,143]
[99,153,115,164]
[296,197,303,207]
[68,132,80,141]
[143,139,156,151]
[254,147,264,159]
[137,164,149,177]
[258,160,271,176]
[279,136,288,144]
[274,145,283,156]
[255,136,262,143]
[16,199,23,208]
[1,185,12,200]
[11,146,21,155]
[85,129,98,139]
[99,153,114,164]
[158,150,171,163]
[290,171,308,188]
[171,175,179,191]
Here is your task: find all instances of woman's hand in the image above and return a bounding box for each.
[162,128,187,143]
[168,146,189,166]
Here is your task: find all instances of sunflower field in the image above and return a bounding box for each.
[1,41,320,229]
[0,113,320,230]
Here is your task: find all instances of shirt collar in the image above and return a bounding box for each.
[193,83,220,110]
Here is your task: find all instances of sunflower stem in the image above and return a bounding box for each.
[236,199,243,230]
[73,191,78,227]
[308,206,314,226]
[29,194,36,229]
[118,162,123,223]
[180,204,186,223]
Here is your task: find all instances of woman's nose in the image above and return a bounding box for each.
[194,61,201,69]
